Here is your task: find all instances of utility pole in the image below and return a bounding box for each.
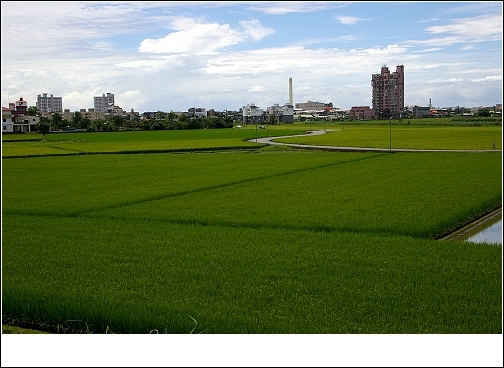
[255,117,258,143]
[389,116,392,152]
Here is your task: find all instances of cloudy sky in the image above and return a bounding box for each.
[1,1,502,113]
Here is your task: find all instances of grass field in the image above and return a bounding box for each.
[1,125,502,334]
[275,125,502,150]
[3,119,501,157]
[1,127,302,157]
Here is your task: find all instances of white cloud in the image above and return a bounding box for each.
[401,36,465,48]
[350,44,408,57]
[335,16,370,25]
[401,14,502,49]
[250,85,265,92]
[246,2,342,15]
[63,90,101,110]
[417,18,439,24]
[417,48,443,53]
[138,17,274,55]
[240,19,275,41]
[333,35,362,42]
[471,75,502,82]
[428,78,464,83]
[424,14,502,41]
[139,18,241,54]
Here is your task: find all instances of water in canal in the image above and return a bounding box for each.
[462,216,502,245]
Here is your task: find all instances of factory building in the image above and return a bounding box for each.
[242,103,264,125]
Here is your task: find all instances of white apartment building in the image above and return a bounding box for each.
[2,107,14,133]
[94,93,115,112]
[36,93,63,113]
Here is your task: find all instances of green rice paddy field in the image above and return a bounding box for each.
[2,123,502,334]
[276,125,502,150]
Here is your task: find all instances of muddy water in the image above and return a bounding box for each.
[461,217,502,245]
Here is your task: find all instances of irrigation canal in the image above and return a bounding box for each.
[441,208,502,245]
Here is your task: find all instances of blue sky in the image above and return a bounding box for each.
[1,1,502,113]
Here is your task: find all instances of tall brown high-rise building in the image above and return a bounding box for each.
[371,64,404,119]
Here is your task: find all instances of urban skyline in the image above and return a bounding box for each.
[1,2,502,113]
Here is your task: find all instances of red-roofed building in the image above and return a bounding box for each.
[14,97,28,117]
[3,97,39,133]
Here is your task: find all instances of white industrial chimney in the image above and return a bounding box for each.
[289,77,293,105]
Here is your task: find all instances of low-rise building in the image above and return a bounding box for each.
[295,100,333,110]
[188,107,207,118]
[3,97,39,133]
[412,106,430,118]
[63,108,105,122]
[242,103,264,125]
[349,106,374,120]
[266,103,294,123]
[2,107,14,133]
[430,108,449,117]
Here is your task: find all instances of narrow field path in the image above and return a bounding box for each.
[248,129,502,153]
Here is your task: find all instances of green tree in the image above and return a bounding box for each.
[109,115,125,129]
[27,106,39,116]
[139,119,151,130]
[222,116,234,128]
[51,112,64,130]
[187,117,203,129]
[150,121,165,130]
[164,111,177,130]
[72,111,82,128]
[92,119,105,131]
[80,117,92,130]
[156,111,167,120]
[36,116,51,140]
[175,114,190,130]
[477,108,491,117]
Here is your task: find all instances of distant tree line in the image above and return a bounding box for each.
[27,107,236,133]
[140,111,234,131]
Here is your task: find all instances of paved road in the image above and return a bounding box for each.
[248,129,502,153]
